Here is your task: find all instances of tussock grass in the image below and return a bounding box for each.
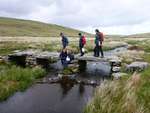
[137,69,150,113]
[142,53,150,63]
[84,70,150,113]
[118,50,145,64]
[0,64,46,101]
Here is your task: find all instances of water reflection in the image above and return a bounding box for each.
[0,84,94,113]
[60,78,75,98]
[79,84,85,96]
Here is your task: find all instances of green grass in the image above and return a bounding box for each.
[126,40,141,45]
[0,64,46,101]
[84,68,150,113]
[126,39,150,52]
[0,42,30,55]
[0,17,91,37]
[137,68,150,113]
[142,53,150,63]
[62,66,79,75]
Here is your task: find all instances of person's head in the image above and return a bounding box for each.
[78,33,82,36]
[62,48,67,52]
[60,32,64,37]
[95,29,100,33]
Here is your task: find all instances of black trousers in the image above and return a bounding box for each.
[94,45,104,57]
[80,45,84,56]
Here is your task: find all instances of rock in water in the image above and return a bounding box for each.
[112,66,121,72]
[126,62,149,72]
[109,59,122,67]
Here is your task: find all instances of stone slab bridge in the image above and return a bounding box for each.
[8,50,122,72]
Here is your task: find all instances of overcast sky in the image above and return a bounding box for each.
[0,0,150,35]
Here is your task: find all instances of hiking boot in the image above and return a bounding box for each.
[101,56,104,58]
[94,55,99,57]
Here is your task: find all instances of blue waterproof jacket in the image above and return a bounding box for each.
[62,36,69,48]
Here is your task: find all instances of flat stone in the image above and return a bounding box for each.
[126,62,149,72]
[58,74,63,78]
[109,58,122,67]
[48,77,60,83]
[8,50,123,68]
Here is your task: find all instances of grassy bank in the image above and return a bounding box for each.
[0,64,46,101]
[84,68,150,113]
[126,39,150,52]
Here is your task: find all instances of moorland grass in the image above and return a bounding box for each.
[126,39,150,52]
[0,41,30,55]
[84,69,150,113]
[0,64,46,101]
[0,39,126,56]
[137,69,150,113]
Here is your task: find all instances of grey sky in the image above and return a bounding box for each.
[0,0,150,34]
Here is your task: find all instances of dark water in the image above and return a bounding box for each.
[0,84,94,113]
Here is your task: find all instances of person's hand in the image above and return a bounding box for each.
[99,43,103,47]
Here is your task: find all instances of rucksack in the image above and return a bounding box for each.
[99,32,104,42]
[82,36,86,45]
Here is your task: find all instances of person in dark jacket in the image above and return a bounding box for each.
[67,49,74,63]
[78,33,85,56]
[60,48,68,67]
[60,33,69,49]
[59,49,74,68]
[94,29,104,58]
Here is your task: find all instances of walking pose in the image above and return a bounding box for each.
[78,33,86,56]
[94,29,104,58]
[60,32,69,49]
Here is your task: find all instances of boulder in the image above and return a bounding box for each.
[126,62,149,72]
[112,66,121,72]
[112,73,128,80]
[109,59,122,67]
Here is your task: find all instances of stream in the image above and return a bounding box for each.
[0,46,127,113]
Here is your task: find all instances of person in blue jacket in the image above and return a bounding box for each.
[60,33,69,49]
